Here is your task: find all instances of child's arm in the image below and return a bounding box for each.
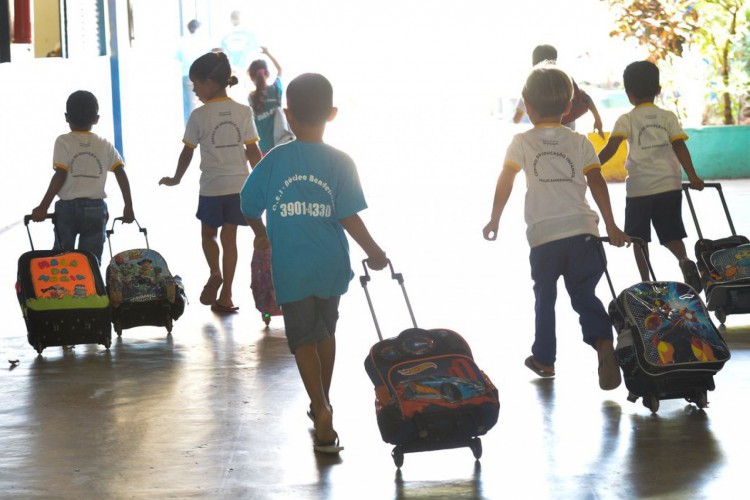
[113,167,135,223]
[245,142,262,169]
[672,139,704,191]
[261,46,282,77]
[31,168,67,221]
[246,217,270,249]
[597,136,624,167]
[340,214,387,270]
[482,166,517,241]
[586,169,629,247]
[585,95,605,139]
[159,145,194,186]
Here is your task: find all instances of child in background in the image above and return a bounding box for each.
[31,90,135,265]
[159,51,263,313]
[483,63,629,391]
[248,47,293,154]
[513,44,605,138]
[598,60,704,291]
[241,73,387,453]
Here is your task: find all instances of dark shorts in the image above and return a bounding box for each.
[625,190,687,245]
[281,296,340,353]
[196,194,248,228]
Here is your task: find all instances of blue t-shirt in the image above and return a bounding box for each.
[240,141,367,304]
[250,78,283,154]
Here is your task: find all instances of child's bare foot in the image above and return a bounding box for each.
[596,339,622,390]
[200,274,222,305]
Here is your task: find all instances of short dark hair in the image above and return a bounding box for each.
[190,51,238,88]
[66,90,99,129]
[187,19,201,34]
[623,61,660,100]
[286,73,333,126]
[532,44,557,65]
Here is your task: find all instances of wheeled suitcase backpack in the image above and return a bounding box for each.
[250,246,282,325]
[105,218,185,336]
[360,260,500,467]
[683,182,750,324]
[598,237,730,413]
[16,215,112,354]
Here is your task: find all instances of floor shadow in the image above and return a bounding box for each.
[624,406,722,498]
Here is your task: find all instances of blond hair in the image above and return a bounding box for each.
[522,63,573,117]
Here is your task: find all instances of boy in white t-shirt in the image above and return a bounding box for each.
[598,61,704,292]
[31,90,135,264]
[483,64,629,391]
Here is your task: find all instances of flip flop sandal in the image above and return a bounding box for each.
[211,303,239,314]
[313,432,344,454]
[525,355,555,378]
[200,275,223,305]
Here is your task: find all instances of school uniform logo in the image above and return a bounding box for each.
[532,150,575,183]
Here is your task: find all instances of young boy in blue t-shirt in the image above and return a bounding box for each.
[241,73,387,454]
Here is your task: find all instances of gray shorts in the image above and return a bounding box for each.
[281,296,340,353]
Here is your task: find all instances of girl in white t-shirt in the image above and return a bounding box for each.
[160,51,262,314]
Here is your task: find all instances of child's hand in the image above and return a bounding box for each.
[260,46,268,54]
[688,177,705,191]
[593,117,605,139]
[483,220,499,241]
[605,225,631,248]
[254,235,270,250]
[122,205,135,223]
[159,177,179,187]
[31,206,48,222]
[366,250,388,271]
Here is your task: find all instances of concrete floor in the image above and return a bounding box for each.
[2,116,750,498]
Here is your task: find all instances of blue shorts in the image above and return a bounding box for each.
[625,190,687,245]
[281,296,340,353]
[196,194,248,228]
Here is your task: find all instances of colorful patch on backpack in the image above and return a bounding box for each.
[25,252,108,310]
[388,355,496,418]
[107,249,172,302]
[31,252,96,299]
[622,281,730,367]
[710,243,750,282]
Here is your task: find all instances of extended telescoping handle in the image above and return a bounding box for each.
[597,236,656,300]
[682,182,736,240]
[23,214,58,251]
[106,217,149,258]
[359,259,418,341]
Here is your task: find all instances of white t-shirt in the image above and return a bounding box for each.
[504,124,601,247]
[53,131,124,201]
[183,97,260,196]
[610,103,688,198]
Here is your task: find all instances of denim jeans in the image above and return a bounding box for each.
[53,198,109,265]
[528,233,612,366]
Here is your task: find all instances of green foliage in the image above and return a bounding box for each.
[606,0,750,124]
